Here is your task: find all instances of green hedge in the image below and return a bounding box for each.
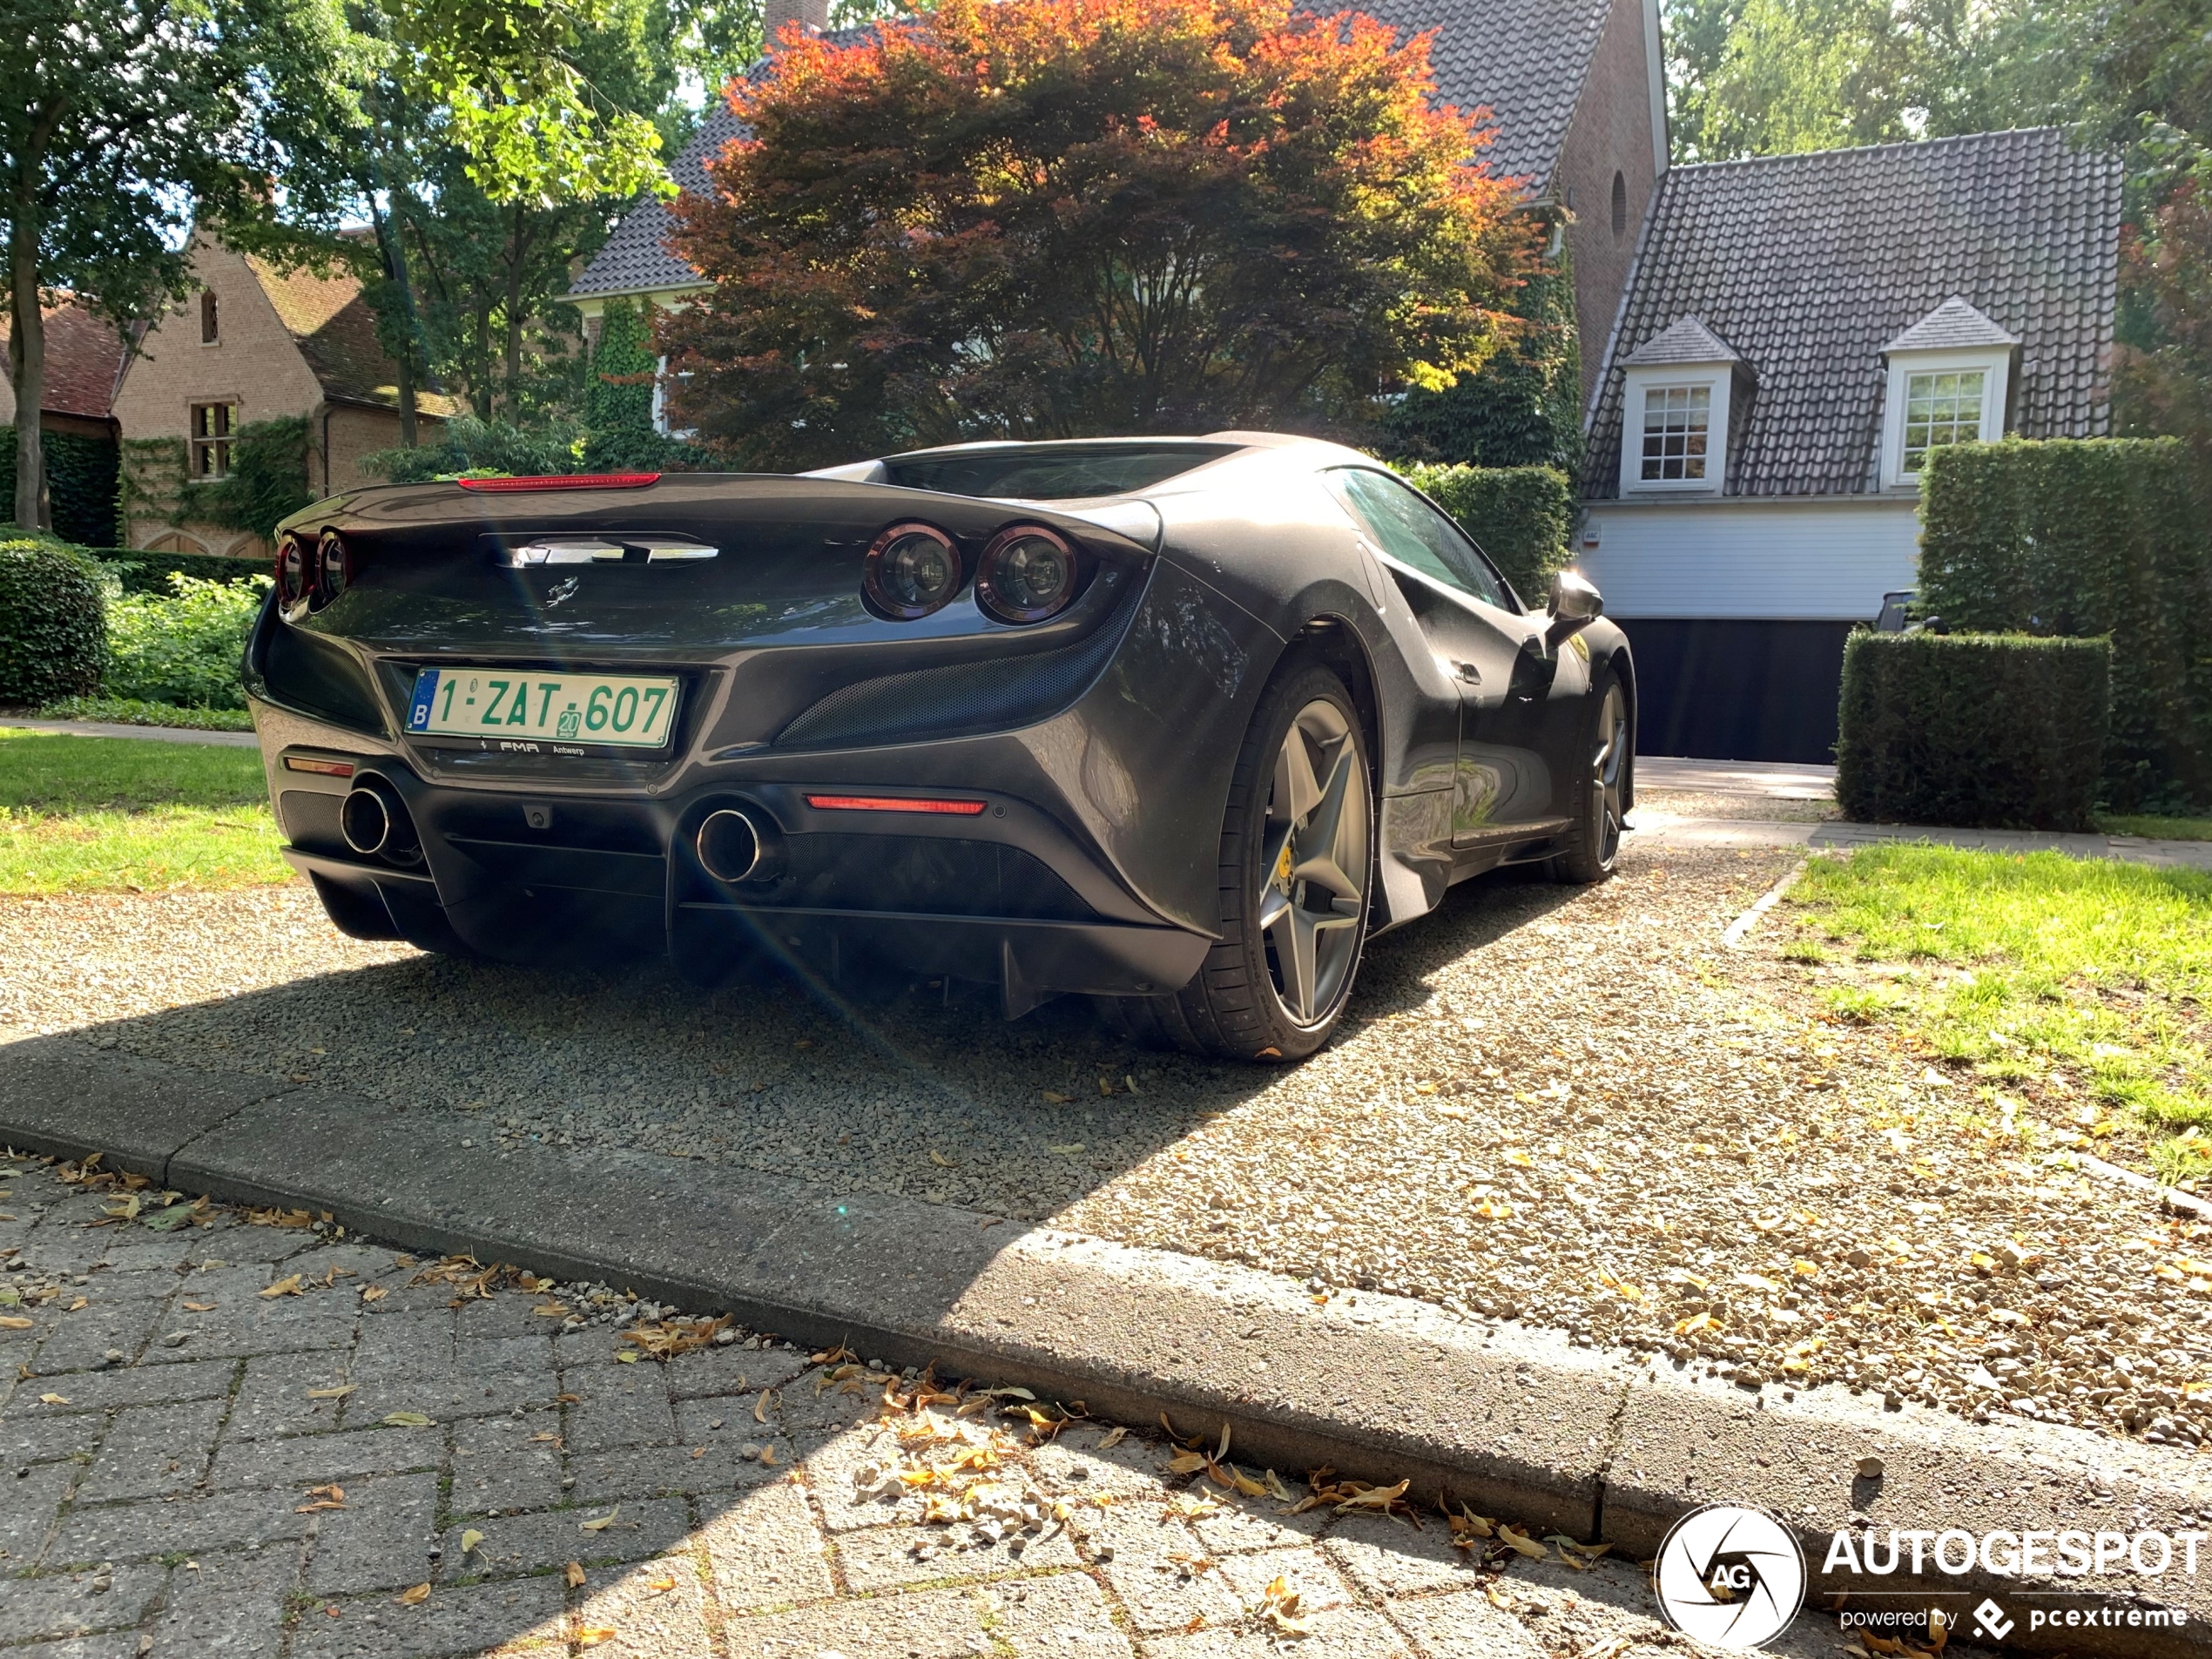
[1393,462,1574,603]
[1836,631,2111,830]
[1919,438,2212,813]
[0,538,106,705]
[0,428,120,548]
[92,550,270,596]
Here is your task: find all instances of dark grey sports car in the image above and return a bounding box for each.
[248,434,1633,1060]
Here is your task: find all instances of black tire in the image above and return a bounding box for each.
[1101,664,1373,1062]
[1548,670,1629,885]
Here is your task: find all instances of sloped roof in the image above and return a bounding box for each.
[246,256,462,417]
[1585,128,2121,499]
[1884,295,2019,354]
[0,297,128,421]
[1622,314,1741,368]
[570,0,1615,304]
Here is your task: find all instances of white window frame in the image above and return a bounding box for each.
[1879,345,2011,490]
[1620,364,1734,494]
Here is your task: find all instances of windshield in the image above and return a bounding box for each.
[885,443,1238,500]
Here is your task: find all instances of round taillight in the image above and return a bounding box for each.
[862,523,962,621]
[275,535,310,607]
[316,531,349,608]
[976,525,1080,624]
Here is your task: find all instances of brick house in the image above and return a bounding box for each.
[110,236,455,557]
[564,0,1670,422]
[1575,129,2123,762]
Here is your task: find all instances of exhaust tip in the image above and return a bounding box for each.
[697,808,767,883]
[340,779,423,866]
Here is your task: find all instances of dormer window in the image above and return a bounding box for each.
[1879,298,2018,489]
[1617,316,1750,496]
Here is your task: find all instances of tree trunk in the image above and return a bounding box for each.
[502,205,528,417]
[368,186,424,448]
[9,217,49,531]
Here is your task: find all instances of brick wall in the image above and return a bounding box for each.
[1555,0,1664,414]
[320,405,410,495]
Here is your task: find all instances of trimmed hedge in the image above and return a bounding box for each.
[0,538,106,705]
[92,550,269,596]
[0,428,120,548]
[1836,631,2111,830]
[1393,462,1574,603]
[1919,438,2212,812]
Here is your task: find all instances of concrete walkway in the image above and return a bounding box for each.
[0,717,258,747]
[1635,754,1838,799]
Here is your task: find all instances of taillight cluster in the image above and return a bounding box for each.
[860,522,1084,626]
[274,531,353,611]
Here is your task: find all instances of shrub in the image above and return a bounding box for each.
[1835,631,2111,830]
[96,550,269,596]
[363,414,584,483]
[1918,437,2212,812]
[102,573,270,710]
[205,416,314,539]
[0,537,106,705]
[1393,462,1574,602]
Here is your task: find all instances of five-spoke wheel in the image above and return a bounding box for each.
[1258,697,1370,1026]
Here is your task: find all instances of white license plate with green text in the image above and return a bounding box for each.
[407,668,679,748]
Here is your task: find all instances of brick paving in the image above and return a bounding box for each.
[1,1155,1838,1659]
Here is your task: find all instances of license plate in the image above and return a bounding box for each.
[406,668,679,749]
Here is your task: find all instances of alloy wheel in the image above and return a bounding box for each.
[1258,698,1369,1025]
[1593,682,1627,865]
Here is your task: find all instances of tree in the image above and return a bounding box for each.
[662,0,1536,469]
[1,0,358,529]
[1381,252,1582,471]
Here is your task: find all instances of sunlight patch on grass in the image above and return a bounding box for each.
[2099,814,2212,843]
[1788,844,2212,1154]
[0,727,287,894]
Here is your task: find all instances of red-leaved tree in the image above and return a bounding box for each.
[662,0,1534,468]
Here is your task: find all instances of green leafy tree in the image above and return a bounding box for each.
[1,0,359,530]
[1381,254,1582,471]
[663,0,1536,468]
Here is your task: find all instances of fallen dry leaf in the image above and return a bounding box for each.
[360,1285,388,1303]
[382,1411,434,1427]
[260,1275,303,1299]
[395,1583,430,1606]
[1097,1426,1128,1450]
[577,1629,617,1649]
[1498,1524,1548,1560]
[580,1506,620,1532]
[306,1386,353,1399]
[37,1393,68,1405]
[1042,1091,1073,1104]
[295,1484,347,1514]
[564,1561,586,1588]
[0,1316,30,1330]
[64,1297,87,1312]
[460,1527,484,1554]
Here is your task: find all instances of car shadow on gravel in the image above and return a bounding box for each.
[18,861,1587,1232]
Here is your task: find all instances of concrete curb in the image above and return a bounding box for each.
[5,1033,2209,1655]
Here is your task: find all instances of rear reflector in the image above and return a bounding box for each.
[284,756,356,778]
[455,473,661,492]
[805,793,988,816]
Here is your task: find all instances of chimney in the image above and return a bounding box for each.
[764,0,829,44]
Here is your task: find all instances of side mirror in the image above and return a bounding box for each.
[1546,570,1602,648]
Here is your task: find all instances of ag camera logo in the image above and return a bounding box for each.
[1654,1503,1808,1650]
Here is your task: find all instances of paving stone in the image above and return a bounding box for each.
[769,1379,880,1438]
[450,1494,691,1578]
[229,1352,350,1440]
[1487,1555,1680,1656]
[6,1358,233,1414]
[1186,1493,1329,1555]
[152,1548,299,1659]
[664,1342,808,1399]
[2,1409,105,1468]
[1383,1587,1548,1657]
[48,1488,308,1566]
[453,1331,557,1379]
[802,1424,931,1533]
[698,1480,834,1612]
[451,1294,567,1340]
[343,1359,553,1426]
[179,1295,359,1361]
[835,1520,1082,1595]
[0,1562,166,1643]
[1324,1512,1484,1598]
[449,1420,565,1514]
[565,1370,677,1452]
[1213,1545,1352,1614]
[98,1232,198,1273]
[77,1396,226,1501]
[1142,1606,1416,1656]
[1078,1506,1242,1635]
[2,1634,143,1659]
[566,1437,767,1503]
[719,1583,989,1657]
[0,1459,73,1564]
[673,1391,768,1444]
[211,1424,442,1492]
[305,1470,442,1594]
[1035,1428,1187,1499]
[351,1311,453,1373]
[984,1572,1136,1658]
[571,1554,712,1659]
[28,1298,172,1373]
[289,1575,568,1659]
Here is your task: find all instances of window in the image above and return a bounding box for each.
[199,291,219,344]
[1325,468,1513,610]
[1900,369,1986,474]
[190,402,238,478]
[1640,384,1710,482]
[1610,171,1628,238]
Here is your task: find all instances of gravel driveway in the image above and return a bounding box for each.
[1,800,2199,1459]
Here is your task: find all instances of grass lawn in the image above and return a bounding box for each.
[2098,813,2212,842]
[1784,843,2212,1182]
[0,727,289,894]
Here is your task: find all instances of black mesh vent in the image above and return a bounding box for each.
[776,579,1140,751]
